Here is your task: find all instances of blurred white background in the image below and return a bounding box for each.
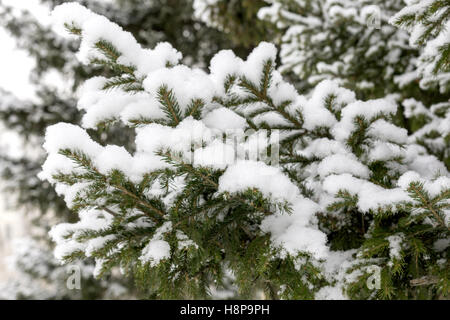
[0,0,49,282]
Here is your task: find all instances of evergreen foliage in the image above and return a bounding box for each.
[391,0,450,84]
[257,0,450,169]
[39,3,449,300]
[0,0,246,299]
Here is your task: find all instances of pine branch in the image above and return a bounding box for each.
[410,275,440,287]
[157,85,182,126]
[185,98,205,119]
[157,149,284,217]
[238,76,303,128]
[408,182,449,230]
[57,149,166,219]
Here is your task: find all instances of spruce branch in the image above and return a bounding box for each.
[157,85,182,126]
[410,275,440,287]
[238,76,303,128]
[57,148,166,219]
[408,182,449,230]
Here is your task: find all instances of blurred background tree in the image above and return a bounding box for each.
[193,0,276,50]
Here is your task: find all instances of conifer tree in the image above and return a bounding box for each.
[390,0,450,169]
[257,1,432,96]
[0,0,242,299]
[257,0,450,169]
[391,0,450,90]
[40,3,449,299]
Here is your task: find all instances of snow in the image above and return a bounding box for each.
[139,222,173,266]
[387,234,404,260]
[300,99,337,131]
[85,235,116,257]
[404,149,448,179]
[39,153,83,182]
[139,239,171,267]
[95,145,134,176]
[193,139,236,170]
[329,5,357,20]
[394,71,419,88]
[192,0,221,30]
[51,2,182,77]
[120,97,167,125]
[202,107,247,131]
[315,249,357,300]
[297,138,349,159]
[433,238,450,252]
[209,50,244,94]
[266,221,328,260]
[143,65,215,110]
[323,174,364,198]
[398,171,450,198]
[260,197,328,260]
[402,98,430,118]
[317,154,370,179]
[0,29,36,100]
[368,119,408,145]
[309,80,356,111]
[267,71,299,106]
[241,42,277,85]
[316,285,347,300]
[323,174,411,213]
[93,258,107,278]
[42,122,102,156]
[298,79,356,131]
[77,78,158,128]
[368,141,403,162]
[49,209,114,262]
[176,231,198,250]
[218,160,298,203]
[135,117,213,156]
[332,98,398,142]
[260,0,415,97]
